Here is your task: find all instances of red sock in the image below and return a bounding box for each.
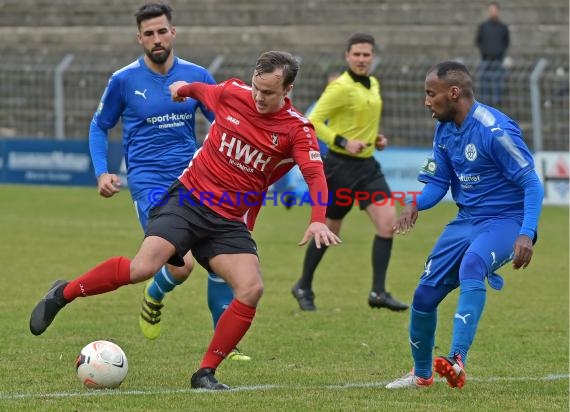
[200,299,256,369]
[62,256,132,302]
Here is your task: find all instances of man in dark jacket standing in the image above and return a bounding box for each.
[475,2,510,107]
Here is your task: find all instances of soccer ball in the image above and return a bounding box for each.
[75,340,128,389]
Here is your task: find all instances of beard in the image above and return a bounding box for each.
[434,102,457,123]
[434,111,454,123]
[145,46,172,65]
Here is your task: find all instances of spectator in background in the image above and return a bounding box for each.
[475,1,510,107]
[291,33,408,312]
[86,2,249,360]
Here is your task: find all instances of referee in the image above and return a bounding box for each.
[292,33,408,312]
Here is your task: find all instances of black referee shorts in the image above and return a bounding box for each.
[146,181,258,271]
[325,151,392,220]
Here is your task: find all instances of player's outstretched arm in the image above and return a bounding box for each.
[298,222,342,249]
[512,234,534,269]
[394,203,419,234]
[97,173,121,198]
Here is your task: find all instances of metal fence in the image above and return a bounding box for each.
[1,53,568,150]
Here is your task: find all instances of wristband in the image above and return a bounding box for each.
[334,135,348,149]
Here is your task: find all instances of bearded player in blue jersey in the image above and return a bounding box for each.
[89,3,249,360]
[386,61,543,389]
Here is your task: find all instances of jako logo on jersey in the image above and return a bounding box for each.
[465,143,477,161]
[219,133,271,171]
[226,115,240,125]
[309,150,322,162]
[134,89,147,99]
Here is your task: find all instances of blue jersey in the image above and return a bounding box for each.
[418,102,535,221]
[89,56,215,200]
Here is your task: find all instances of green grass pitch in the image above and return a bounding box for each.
[0,184,567,411]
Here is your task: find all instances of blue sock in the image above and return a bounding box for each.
[449,279,486,364]
[147,266,183,301]
[207,273,234,328]
[409,306,437,379]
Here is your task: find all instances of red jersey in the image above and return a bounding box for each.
[177,79,328,229]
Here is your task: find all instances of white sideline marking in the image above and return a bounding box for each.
[327,374,570,389]
[1,375,568,400]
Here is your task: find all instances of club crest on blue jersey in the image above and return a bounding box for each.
[465,144,478,161]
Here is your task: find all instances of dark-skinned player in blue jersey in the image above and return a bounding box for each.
[386,61,543,389]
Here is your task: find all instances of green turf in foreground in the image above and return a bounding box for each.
[0,185,567,411]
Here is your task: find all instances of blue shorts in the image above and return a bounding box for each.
[133,189,156,232]
[419,216,521,288]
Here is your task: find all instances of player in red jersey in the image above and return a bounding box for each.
[29,51,341,390]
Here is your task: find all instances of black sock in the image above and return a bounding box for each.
[297,241,328,290]
[372,235,393,294]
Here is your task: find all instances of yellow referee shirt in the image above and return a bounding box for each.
[308,70,382,159]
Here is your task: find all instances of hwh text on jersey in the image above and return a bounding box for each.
[219,133,272,172]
